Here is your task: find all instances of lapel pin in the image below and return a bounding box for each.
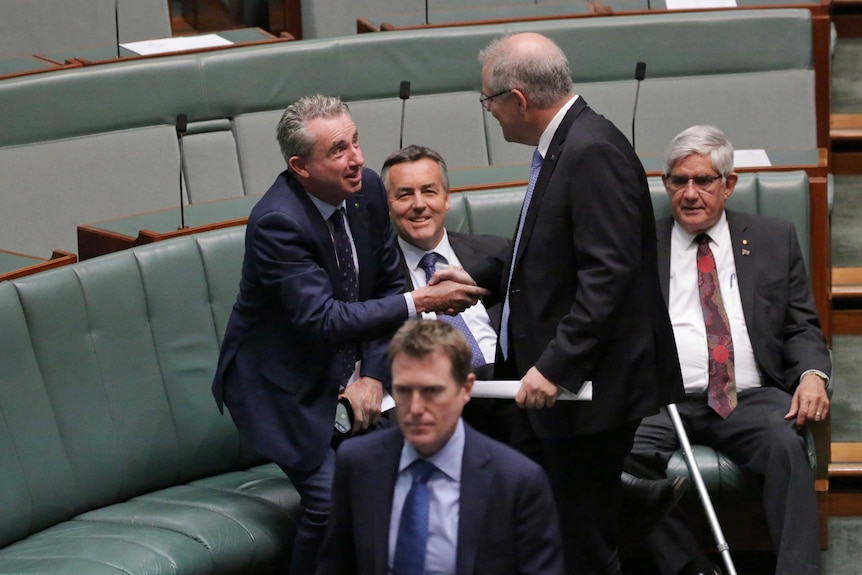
[742,249,750,256]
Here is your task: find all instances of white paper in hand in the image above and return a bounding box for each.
[472,380,592,401]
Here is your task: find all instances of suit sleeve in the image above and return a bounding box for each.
[779,223,831,390]
[249,208,408,346]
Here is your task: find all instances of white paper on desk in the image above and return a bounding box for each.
[665,0,736,9]
[121,34,233,56]
[733,149,772,168]
[472,380,593,401]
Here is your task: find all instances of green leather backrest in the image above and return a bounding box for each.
[0,226,259,548]
[450,170,810,270]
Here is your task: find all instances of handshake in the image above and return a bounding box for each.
[411,266,489,316]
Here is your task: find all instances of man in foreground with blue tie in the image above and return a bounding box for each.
[317,319,565,575]
[624,125,831,575]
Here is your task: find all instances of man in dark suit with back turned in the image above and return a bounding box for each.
[211,94,487,575]
[625,125,831,575]
[381,144,515,443]
[443,32,685,575]
[318,319,565,575]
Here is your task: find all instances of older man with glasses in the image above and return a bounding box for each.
[624,124,831,575]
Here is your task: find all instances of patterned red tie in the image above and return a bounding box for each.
[696,234,737,418]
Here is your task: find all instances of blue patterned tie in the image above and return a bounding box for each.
[393,459,437,575]
[418,252,486,368]
[329,208,358,384]
[500,148,543,360]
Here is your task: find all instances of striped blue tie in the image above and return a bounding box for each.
[418,252,486,368]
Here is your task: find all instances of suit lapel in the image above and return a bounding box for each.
[656,217,673,306]
[371,429,404,575]
[511,98,586,275]
[292,178,341,286]
[455,426,493,575]
[726,210,755,328]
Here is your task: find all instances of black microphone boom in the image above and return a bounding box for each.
[176,114,188,230]
[399,80,411,149]
[632,61,646,154]
[114,0,121,59]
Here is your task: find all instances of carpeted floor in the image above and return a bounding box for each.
[831,335,862,442]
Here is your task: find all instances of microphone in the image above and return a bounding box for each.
[114,0,121,58]
[176,114,188,229]
[632,61,646,154]
[399,80,411,149]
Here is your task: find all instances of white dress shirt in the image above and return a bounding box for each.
[668,212,761,395]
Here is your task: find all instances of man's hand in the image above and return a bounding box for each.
[515,366,559,409]
[785,373,830,428]
[340,376,383,434]
[412,266,489,315]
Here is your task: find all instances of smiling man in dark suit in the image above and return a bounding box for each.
[458,33,685,575]
[381,144,515,443]
[625,125,831,575]
[211,95,487,575]
[318,319,564,575]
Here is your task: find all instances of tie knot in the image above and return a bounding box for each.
[329,208,346,228]
[695,233,711,246]
[531,148,543,171]
[418,252,443,282]
[410,459,436,484]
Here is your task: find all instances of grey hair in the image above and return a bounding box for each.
[276,94,351,168]
[663,125,734,177]
[380,145,450,193]
[478,34,574,109]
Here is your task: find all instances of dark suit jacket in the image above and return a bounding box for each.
[317,424,565,575]
[656,210,831,392]
[212,168,408,471]
[473,98,684,438]
[397,231,510,334]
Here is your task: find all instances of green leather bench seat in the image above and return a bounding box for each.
[0,170,814,569]
[0,227,301,574]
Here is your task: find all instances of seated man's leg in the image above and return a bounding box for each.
[706,387,820,575]
[278,448,336,575]
[626,406,709,575]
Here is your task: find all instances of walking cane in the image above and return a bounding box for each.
[666,403,737,575]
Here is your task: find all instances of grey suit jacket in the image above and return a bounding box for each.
[656,210,831,393]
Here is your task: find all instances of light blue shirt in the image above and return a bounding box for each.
[388,419,464,575]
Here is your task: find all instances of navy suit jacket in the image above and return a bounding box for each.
[212,168,408,471]
[656,210,831,393]
[473,98,684,438]
[317,424,565,575]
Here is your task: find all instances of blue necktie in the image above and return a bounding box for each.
[329,208,358,384]
[418,252,486,368]
[393,459,437,575]
[500,148,543,360]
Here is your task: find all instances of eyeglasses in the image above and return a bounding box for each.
[664,174,723,192]
[479,89,512,110]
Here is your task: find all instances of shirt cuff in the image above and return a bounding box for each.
[404,292,417,317]
[800,369,830,392]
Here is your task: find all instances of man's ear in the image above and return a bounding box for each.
[288,155,308,178]
[510,88,529,113]
[724,172,739,200]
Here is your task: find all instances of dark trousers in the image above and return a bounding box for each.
[543,421,640,575]
[626,387,820,575]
